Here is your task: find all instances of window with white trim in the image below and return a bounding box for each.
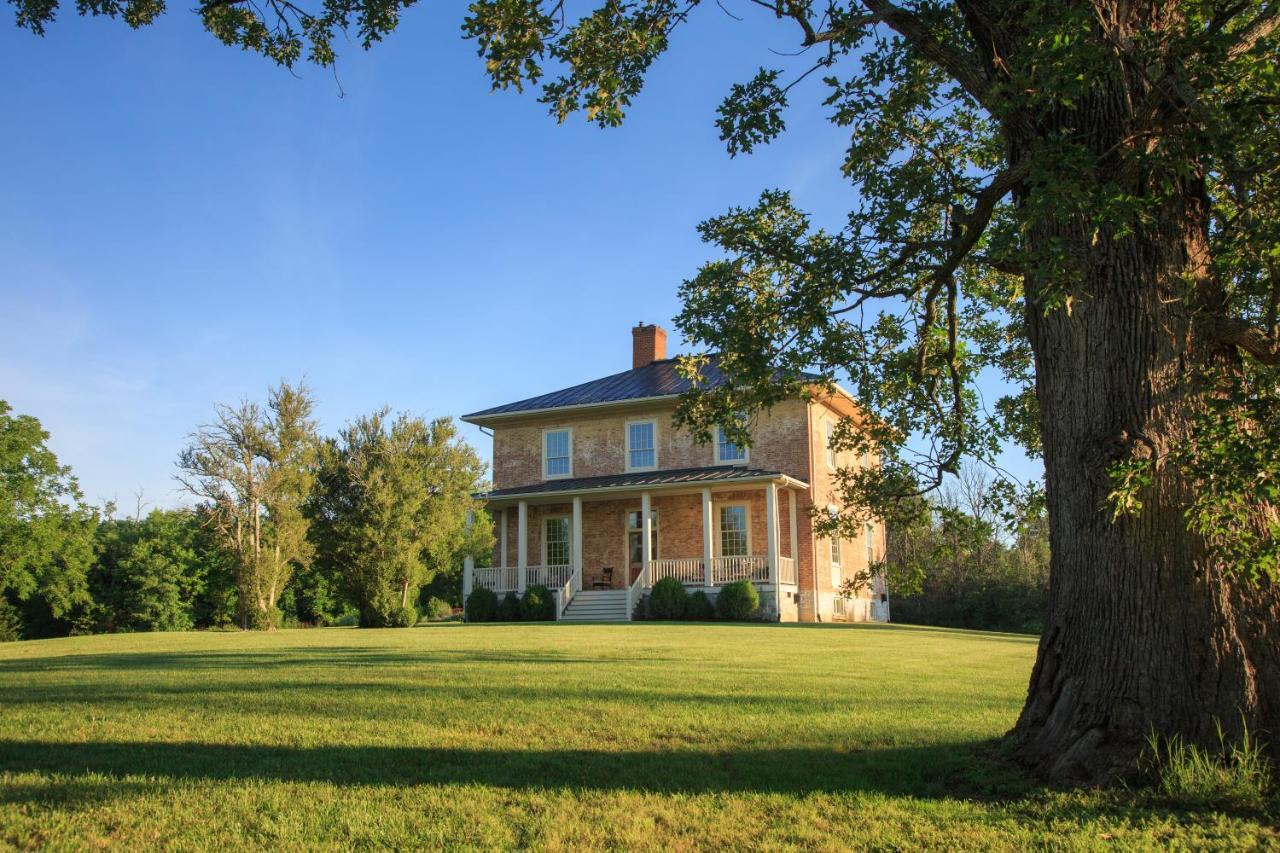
[627,509,660,564]
[718,505,749,557]
[626,421,657,471]
[543,428,571,478]
[829,507,842,585]
[716,423,748,464]
[825,422,837,470]
[865,521,875,567]
[543,516,570,566]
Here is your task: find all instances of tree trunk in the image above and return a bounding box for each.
[1011,117,1280,782]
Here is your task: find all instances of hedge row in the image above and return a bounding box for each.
[647,577,759,621]
[465,585,555,622]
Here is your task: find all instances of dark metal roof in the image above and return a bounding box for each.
[462,355,822,422]
[478,465,803,501]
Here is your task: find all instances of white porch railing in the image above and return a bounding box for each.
[555,567,581,620]
[471,565,575,593]
[777,556,797,585]
[711,555,769,584]
[528,564,574,589]
[472,566,518,592]
[649,557,704,585]
[626,566,646,621]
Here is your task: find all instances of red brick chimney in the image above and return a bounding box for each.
[632,322,668,369]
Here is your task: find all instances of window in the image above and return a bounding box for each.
[715,423,748,464]
[626,510,660,564]
[543,428,571,478]
[865,521,875,567]
[825,422,837,470]
[829,508,842,585]
[718,505,749,557]
[543,516,570,566]
[626,421,656,471]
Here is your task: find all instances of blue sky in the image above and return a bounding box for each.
[1,3,1037,510]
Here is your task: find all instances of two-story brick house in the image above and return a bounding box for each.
[460,323,889,623]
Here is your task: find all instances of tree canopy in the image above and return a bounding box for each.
[308,409,491,628]
[0,400,97,621]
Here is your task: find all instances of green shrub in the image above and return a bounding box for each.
[715,580,759,621]
[465,587,499,622]
[334,612,360,627]
[245,605,283,631]
[386,605,418,628]
[648,577,688,620]
[423,597,454,620]
[498,592,523,622]
[1141,722,1274,812]
[0,599,22,642]
[684,590,715,621]
[521,585,555,621]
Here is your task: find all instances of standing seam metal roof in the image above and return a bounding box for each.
[462,355,822,421]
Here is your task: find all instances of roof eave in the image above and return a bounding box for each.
[461,393,682,427]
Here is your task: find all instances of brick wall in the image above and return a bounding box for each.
[491,398,811,490]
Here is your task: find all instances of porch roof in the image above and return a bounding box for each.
[477,465,808,504]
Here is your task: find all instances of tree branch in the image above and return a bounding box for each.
[1227,2,1280,59]
[1212,315,1280,364]
[858,0,995,112]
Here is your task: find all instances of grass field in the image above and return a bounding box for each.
[0,623,1274,850]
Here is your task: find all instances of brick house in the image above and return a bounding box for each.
[460,323,889,623]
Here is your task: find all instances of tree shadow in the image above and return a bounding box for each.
[0,647,666,674]
[0,740,1029,801]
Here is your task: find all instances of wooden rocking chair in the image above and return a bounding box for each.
[592,566,614,590]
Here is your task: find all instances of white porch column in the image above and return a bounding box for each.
[765,482,780,586]
[701,487,714,587]
[788,489,798,560]
[517,500,528,593]
[463,509,475,600]
[641,491,653,588]
[572,496,583,592]
[499,508,508,567]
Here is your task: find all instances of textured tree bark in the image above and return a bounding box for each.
[1007,66,1280,781]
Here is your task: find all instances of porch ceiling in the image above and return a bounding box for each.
[476,465,808,506]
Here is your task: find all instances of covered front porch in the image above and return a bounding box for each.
[463,467,807,621]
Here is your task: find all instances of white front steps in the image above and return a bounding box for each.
[561,589,632,622]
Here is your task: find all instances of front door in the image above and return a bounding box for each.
[626,509,659,586]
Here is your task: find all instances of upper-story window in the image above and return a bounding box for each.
[715,421,748,465]
[865,521,875,567]
[825,422,837,470]
[543,428,572,479]
[626,420,657,471]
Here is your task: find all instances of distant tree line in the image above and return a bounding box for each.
[0,385,492,641]
[884,464,1050,636]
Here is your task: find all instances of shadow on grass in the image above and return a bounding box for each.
[0,647,665,674]
[0,740,1029,801]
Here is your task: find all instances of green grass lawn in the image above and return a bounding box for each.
[0,623,1274,850]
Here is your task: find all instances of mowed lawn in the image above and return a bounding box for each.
[0,624,1273,850]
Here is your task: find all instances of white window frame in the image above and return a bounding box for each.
[542,515,571,567]
[825,422,837,470]
[714,423,749,465]
[716,503,752,557]
[625,419,658,472]
[829,506,842,586]
[865,521,875,567]
[542,427,573,480]
[624,508,661,564]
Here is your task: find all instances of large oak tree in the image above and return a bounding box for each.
[13,0,1280,782]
